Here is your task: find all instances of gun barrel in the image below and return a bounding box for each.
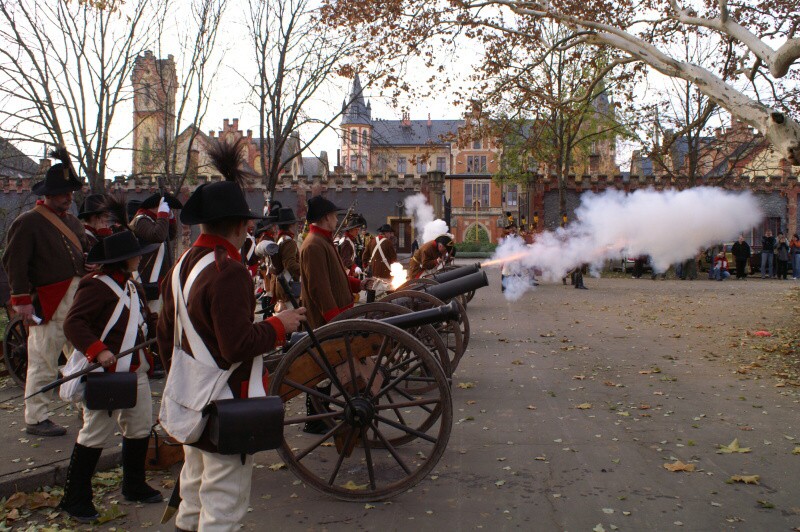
[420,270,488,301]
[429,263,481,284]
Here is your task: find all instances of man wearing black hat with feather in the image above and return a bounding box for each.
[77,193,112,248]
[156,138,305,531]
[2,147,90,437]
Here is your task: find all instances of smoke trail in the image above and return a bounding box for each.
[489,187,763,299]
[404,193,449,243]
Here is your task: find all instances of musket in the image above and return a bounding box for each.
[332,199,358,241]
[24,339,157,400]
[156,177,173,261]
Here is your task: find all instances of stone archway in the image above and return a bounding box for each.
[464,222,490,244]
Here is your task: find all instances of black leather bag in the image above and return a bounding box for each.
[206,396,285,455]
[84,372,137,411]
[142,282,160,301]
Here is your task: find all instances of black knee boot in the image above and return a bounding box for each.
[303,383,331,435]
[121,437,163,503]
[59,443,102,523]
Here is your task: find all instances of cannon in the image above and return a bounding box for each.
[265,301,461,502]
[2,312,68,387]
[397,263,482,306]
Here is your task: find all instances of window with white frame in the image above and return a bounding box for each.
[467,155,487,174]
[416,159,427,175]
[506,184,518,206]
[436,157,446,172]
[397,157,407,174]
[465,181,490,207]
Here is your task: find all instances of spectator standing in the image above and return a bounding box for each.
[761,229,776,278]
[713,251,730,281]
[776,233,790,280]
[731,235,751,279]
[790,233,800,280]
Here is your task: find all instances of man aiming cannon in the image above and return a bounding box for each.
[408,234,455,279]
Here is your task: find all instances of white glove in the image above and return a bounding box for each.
[354,266,363,276]
[157,197,170,215]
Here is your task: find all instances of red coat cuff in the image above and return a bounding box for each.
[85,340,108,362]
[266,317,286,346]
[347,276,362,293]
[10,294,32,306]
[157,211,170,219]
[322,307,341,323]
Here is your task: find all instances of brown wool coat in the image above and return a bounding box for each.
[130,210,177,282]
[3,207,88,306]
[269,233,301,303]
[408,240,441,278]
[300,227,359,328]
[338,236,357,271]
[362,236,398,279]
[64,273,156,372]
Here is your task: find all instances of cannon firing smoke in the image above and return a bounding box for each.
[486,187,763,300]
[405,193,449,243]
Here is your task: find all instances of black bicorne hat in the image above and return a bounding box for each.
[139,192,183,210]
[31,147,83,196]
[377,223,393,233]
[180,139,262,225]
[306,195,343,223]
[86,230,160,264]
[275,208,299,226]
[342,213,367,231]
[78,194,108,220]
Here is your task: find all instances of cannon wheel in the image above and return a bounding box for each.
[332,302,452,390]
[3,316,28,387]
[379,291,468,370]
[269,319,452,502]
[424,265,477,305]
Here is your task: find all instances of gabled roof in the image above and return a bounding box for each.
[371,119,462,147]
[302,154,329,176]
[0,138,40,178]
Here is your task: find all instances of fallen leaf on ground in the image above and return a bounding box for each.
[4,492,26,510]
[663,461,696,472]
[576,403,592,410]
[792,447,800,455]
[457,382,475,389]
[27,491,59,509]
[268,462,286,471]
[341,481,368,490]
[95,504,126,524]
[729,475,760,485]
[717,439,751,454]
[752,331,772,337]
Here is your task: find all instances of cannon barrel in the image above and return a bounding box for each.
[419,270,488,301]
[429,263,481,284]
[283,300,461,350]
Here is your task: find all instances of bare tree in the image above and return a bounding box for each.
[0,0,160,192]
[322,0,800,166]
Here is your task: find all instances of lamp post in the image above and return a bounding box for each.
[473,199,480,243]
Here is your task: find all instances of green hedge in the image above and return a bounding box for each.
[455,241,497,253]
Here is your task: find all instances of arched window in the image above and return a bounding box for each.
[362,130,368,145]
[351,130,358,145]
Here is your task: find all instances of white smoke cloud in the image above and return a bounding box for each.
[489,187,763,299]
[404,193,450,243]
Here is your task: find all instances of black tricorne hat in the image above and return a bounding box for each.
[342,213,367,232]
[31,147,83,196]
[180,138,262,225]
[126,200,142,222]
[276,208,299,226]
[254,217,277,238]
[306,195,343,223]
[86,230,160,265]
[78,194,108,220]
[139,192,183,210]
[377,223,393,233]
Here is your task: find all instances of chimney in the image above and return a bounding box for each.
[223,118,229,129]
[209,131,215,137]
[402,111,411,127]
[427,113,432,127]
[246,129,253,139]
[232,118,239,131]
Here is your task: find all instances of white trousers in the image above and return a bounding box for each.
[176,445,254,532]
[77,368,152,448]
[24,277,79,424]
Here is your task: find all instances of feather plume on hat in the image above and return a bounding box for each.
[103,194,130,229]
[206,138,248,185]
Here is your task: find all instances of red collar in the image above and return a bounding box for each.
[36,199,66,218]
[97,270,130,286]
[135,208,157,218]
[278,230,295,238]
[193,233,242,262]
[309,224,333,241]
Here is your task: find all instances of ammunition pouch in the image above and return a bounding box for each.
[206,396,285,455]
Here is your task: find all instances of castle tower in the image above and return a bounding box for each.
[132,51,177,176]
[340,74,372,173]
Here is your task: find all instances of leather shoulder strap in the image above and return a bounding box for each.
[33,205,83,252]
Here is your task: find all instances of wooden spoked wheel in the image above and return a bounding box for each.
[3,316,28,387]
[269,319,452,502]
[380,291,469,370]
[332,302,453,389]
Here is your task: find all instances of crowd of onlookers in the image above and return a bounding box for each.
[629,232,800,281]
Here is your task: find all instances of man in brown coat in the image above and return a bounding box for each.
[2,148,88,436]
[269,207,301,309]
[409,235,454,279]
[362,223,398,280]
[157,139,305,531]
[300,196,365,329]
[337,214,366,277]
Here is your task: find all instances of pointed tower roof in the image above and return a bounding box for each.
[341,74,371,125]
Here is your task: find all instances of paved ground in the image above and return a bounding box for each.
[2,268,800,531]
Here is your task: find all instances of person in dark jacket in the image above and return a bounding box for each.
[731,235,751,279]
[776,233,790,280]
[761,230,776,278]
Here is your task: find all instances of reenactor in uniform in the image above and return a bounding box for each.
[77,194,112,248]
[362,223,398,281]
[337,213,366,277]
[129,192,181,313]
[2,148,89,437]
[408,235,454,279]
[59,231,163,522]
[254,213,279,316]
[157,139,305,531]
[269,208,301,310]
